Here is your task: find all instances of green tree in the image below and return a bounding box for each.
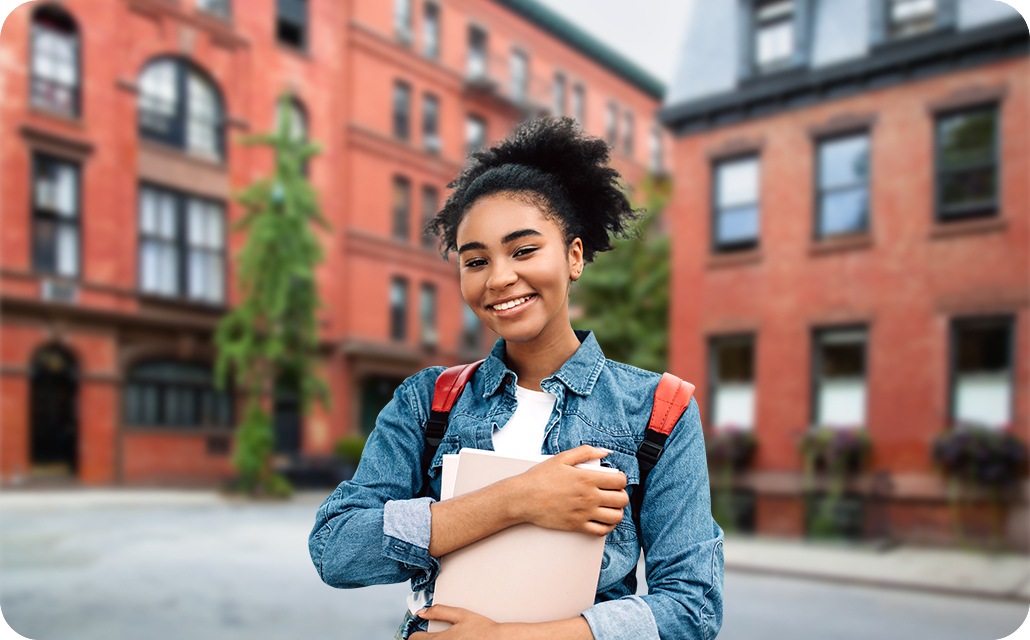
[571,174,672,373]
[214,94,330,497]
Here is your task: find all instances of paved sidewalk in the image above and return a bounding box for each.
[724,534,1030,603]
[3,488,1028,604]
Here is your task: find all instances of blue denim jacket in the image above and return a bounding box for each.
[309,330,724,640]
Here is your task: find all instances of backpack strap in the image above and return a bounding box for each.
[419,360,484,497]
[632,372,695,537]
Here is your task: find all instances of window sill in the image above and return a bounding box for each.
[276,42,311,59]
[138,292,228,314]
[707,248,763,270]
[29,105,84,127]
[809,234,873,256]
[929,216,1006,240]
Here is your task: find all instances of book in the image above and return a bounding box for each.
[428,448,616,632]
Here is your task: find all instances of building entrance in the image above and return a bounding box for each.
[29,346,78,475]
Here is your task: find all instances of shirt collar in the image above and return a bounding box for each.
[480,330,605,398]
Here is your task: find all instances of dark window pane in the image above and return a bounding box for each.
[939,167,996,211]
[717,206,759,245]
[716,340,754,382]
[33,218,57,273]
[393,83,411,140]
[939,110,996,170]
[957,323,1009,373]
[393,177,411,241]
[390,278,408,341]
[141,384,159,424]
[819,331,866,378]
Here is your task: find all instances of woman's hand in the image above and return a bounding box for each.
[409,606,502,639]
[507,445,629,536]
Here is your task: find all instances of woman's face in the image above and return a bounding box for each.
[455,193,584,347]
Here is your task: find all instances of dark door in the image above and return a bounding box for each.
[30,346,78,473]
[273,375,302,455]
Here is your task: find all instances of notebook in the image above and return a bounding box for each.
[428,448,616,632]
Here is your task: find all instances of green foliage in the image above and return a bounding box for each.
[334,435,368,466]
[571,174,671,372]
[799,427,872,539]
[214,93,331,497]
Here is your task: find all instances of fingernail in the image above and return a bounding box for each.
[415,607,427,617]
[596,447,612,455]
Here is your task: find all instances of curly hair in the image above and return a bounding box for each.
[425,117,639,263]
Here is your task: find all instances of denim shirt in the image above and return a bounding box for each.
[309,330,724,640]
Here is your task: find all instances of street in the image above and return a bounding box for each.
[0,492,1026,640]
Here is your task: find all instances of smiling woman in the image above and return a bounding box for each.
[309,117,724,640]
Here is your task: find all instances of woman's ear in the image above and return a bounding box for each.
[568,237,584,281]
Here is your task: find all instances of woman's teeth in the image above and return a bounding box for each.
[493,295,533,310]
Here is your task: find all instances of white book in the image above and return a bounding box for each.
[429,448,616,632]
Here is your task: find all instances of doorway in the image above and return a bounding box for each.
[29,345,79,476]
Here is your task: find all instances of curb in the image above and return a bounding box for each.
[726,562,1030,604]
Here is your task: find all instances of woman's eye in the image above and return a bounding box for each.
[464,258,486,268]
[514,247,537,258]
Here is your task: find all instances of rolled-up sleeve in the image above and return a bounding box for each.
[585,397,725,640]
[309,368,445,591]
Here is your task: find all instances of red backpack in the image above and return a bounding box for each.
[420,361,695,531]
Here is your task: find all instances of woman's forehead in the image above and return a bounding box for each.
[457,193,561,243]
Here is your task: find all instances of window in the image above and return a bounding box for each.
[276,0,307,49]
[393,81,411,141]
[951,318,1012,428]
[710,336,756,430]
[197,0,231,19]
[124,361,233,428]
[392,176,411,242]
[420,283,437,347]
[623,111,634,157]
[276,96,308,173]
[466,114,486,156]
[422,93,440,154]
[816,133,870,238]
[32,154,79,278]
[889,0,938,39]
[713,156,760,251]
[467,26,487,79]
[139,184,225,303]
[553,73,566,117]
[754,0,794,71]
[30,6,79,117]
[605,102,617,146]
[423,2,440,59]
[390,277,408,342]
[649,126,664,173]
[813,328,867,428]
[572,84,585,124]
[139,58,224,160]
[421,185,439,249]
[935,106,998,221]
[462,305,482,351]
[394,0,413,43]
[510,50,528,104]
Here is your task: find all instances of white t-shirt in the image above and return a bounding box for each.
[407,384,556,615]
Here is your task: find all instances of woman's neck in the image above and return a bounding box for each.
[504,326,582,392]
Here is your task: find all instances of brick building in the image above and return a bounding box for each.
[660,0,1028,547]
[0,0,666,485]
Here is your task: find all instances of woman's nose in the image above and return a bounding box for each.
[486,261,518,290]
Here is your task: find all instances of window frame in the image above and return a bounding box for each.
[422,92,440,154]
[124,360,235,429]
[933,103,1000,222]
[948,315,1015,429]
[814,129,872,240]
[572,83,585,125]
[466,113,486,156]
[394,0,413,43]
[467,25,488,79]
[390,276,409,342]
[649,125,664,173]
[276,0,308,50]
[605,102,618,147]
[31,153,82,279]
[420,282,437,348]
[422,1,440,59]
[711,153,761,253]
[137,182,227,305]
[707,333,757,430]
[392,175,412,242]
[738,0,811,80]
[393,80,412,141]
[197,0,232,20]
[510,49,529,105]
[29,6,81,118]
[553,72,567,117]
[622,111,634,157]
[810,325,869,429]
[421,184,439,249]
[138,58,226,161]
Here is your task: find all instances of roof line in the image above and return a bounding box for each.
[493,0,665,100]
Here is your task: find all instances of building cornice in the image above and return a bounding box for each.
[660,19,1029,135]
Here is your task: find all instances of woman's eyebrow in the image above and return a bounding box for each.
[457,229,543,254]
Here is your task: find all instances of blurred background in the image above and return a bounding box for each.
[1,0,1028,638]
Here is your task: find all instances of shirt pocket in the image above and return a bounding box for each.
[599,518,640,590]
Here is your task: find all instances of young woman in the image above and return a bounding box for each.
[309,117,724,640]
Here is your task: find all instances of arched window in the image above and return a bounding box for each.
[124,361,233,428]
[276,96,307,142]
[138,58,225,161]
[31,5,80,117]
